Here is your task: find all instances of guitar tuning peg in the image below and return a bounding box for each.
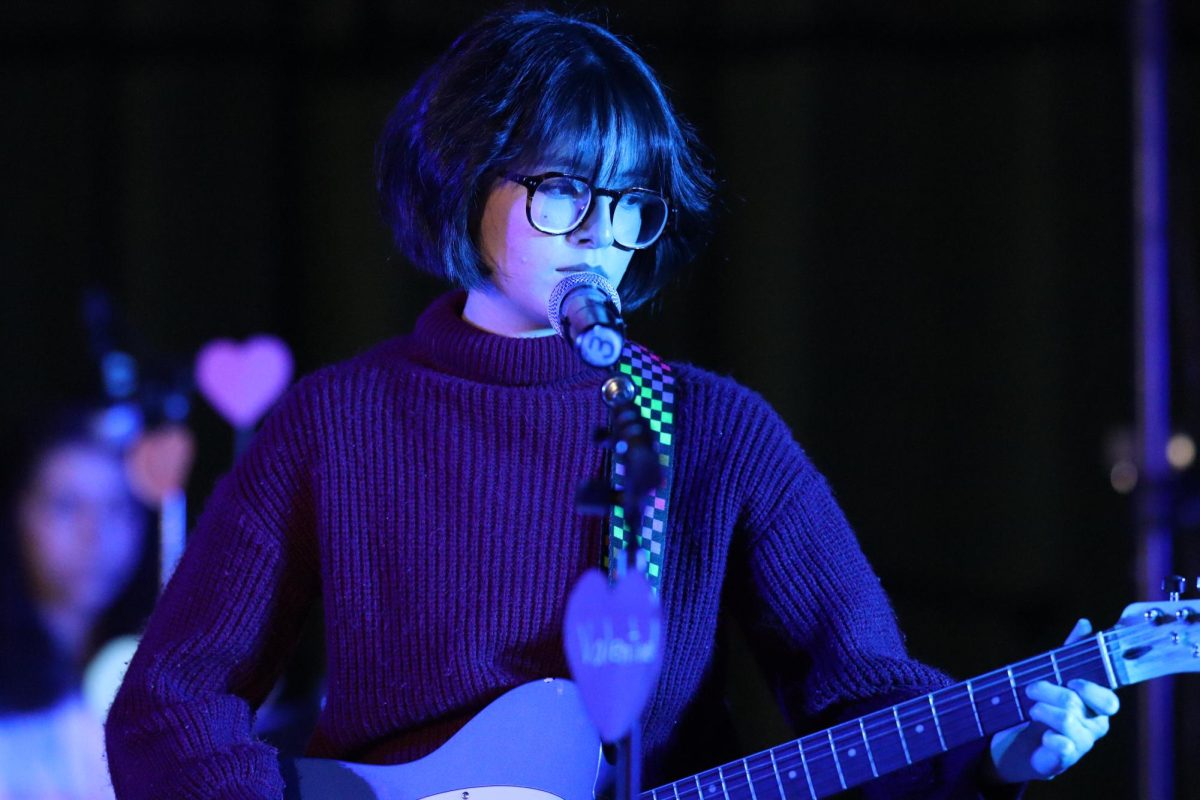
[1163,575,1187,601]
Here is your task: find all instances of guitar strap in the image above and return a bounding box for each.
[605,341,676,595]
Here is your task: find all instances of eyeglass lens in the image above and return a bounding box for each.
[528,176,668,248]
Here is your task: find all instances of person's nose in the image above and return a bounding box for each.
[568,195,615,248]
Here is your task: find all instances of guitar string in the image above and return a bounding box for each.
[775,625,1141,750]
[656,635,1112,800]
[767,631,1118,775]
[661,651,1118,800]
[655,621,1184,800]
[666,634,1096,800]
[650,621,1187,800]
[707,625,1169,800]
[655,657,1092,800]
[721,636,1108,776]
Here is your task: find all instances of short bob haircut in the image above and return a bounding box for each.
[376,9,715,311]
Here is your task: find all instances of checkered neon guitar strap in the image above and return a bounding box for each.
[605,341,675,595]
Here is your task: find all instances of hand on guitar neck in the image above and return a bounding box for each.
[987,619,1121,784]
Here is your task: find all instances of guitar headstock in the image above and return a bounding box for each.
[1105,601,1200,687]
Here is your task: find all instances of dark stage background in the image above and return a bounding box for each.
[3,1,1199,797]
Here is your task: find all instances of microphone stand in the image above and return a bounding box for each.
[576,371,663,800]
[553,274,661,800]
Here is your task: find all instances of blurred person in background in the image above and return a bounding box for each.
[0,405,155,800]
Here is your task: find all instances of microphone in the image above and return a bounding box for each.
[548,272,625,368]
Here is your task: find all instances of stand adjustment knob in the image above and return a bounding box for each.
[602,376,636,406]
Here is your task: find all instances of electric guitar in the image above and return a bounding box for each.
[283,599,1199,799]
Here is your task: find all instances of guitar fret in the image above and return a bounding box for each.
[927,696,946,750]
[1096,633,1118,689]
[1049,651,1063,684]
[974,671,1023,732]
[1013,654,1057,693]
[1053,638,1111,688]
[742,760,758,800]
[796,740,816,799]
[964,681,984,736]
[933,684,982,749]
[744,753,782,800]
[896,696,942,762]
[828,722,874,787]
[827,730,847,789]
[717,765,730,800]
[768,749,789,800]
[674,782,681,800]
[695,774,704,800]
[893,707,912,764]
[860,709,907,775]
[1006,668,1024,721]
[858,719,878,777]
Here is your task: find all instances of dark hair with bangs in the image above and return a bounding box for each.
[376,9,714,310]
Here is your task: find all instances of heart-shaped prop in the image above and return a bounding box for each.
[563,568,663,743]
[195,335,293,429]
[124,425,196,506]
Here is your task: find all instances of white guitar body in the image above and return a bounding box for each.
[284,678,604,800]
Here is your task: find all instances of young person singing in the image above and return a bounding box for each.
[106,10,1118,799]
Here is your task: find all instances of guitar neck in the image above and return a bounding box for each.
[285,602,1195,800]
[646,632,1121,800]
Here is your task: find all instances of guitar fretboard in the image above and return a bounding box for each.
[645,633,1116,800]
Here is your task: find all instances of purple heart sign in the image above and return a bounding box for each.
[563,568,663,743]
[195,335,293,429]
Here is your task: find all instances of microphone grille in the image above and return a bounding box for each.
[547,273,622,337]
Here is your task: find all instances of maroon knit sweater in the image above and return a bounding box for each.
[105,292,1003,799]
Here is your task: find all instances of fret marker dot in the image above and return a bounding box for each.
[991,697,1000,706]
[848,748,857,757]
[788,770,797,780]
[915,724,925,734]
[708,787,716,795]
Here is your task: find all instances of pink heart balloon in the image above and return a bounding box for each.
[125,425,196,506]
[563,569,663,743]
[195,335,293,429]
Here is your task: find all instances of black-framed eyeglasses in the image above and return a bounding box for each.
[507,172,671,250]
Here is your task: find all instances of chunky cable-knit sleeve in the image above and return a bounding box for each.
[724,391,1019,800]
[105,378,322,800]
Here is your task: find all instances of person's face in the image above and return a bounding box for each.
[465,141,647,337]
[17,443,144,618]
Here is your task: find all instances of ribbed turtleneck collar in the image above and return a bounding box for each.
[407,291,601,386]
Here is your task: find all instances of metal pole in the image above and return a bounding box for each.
[1131,1,1174,798]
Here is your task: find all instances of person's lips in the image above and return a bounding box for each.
[555,264,602,275]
